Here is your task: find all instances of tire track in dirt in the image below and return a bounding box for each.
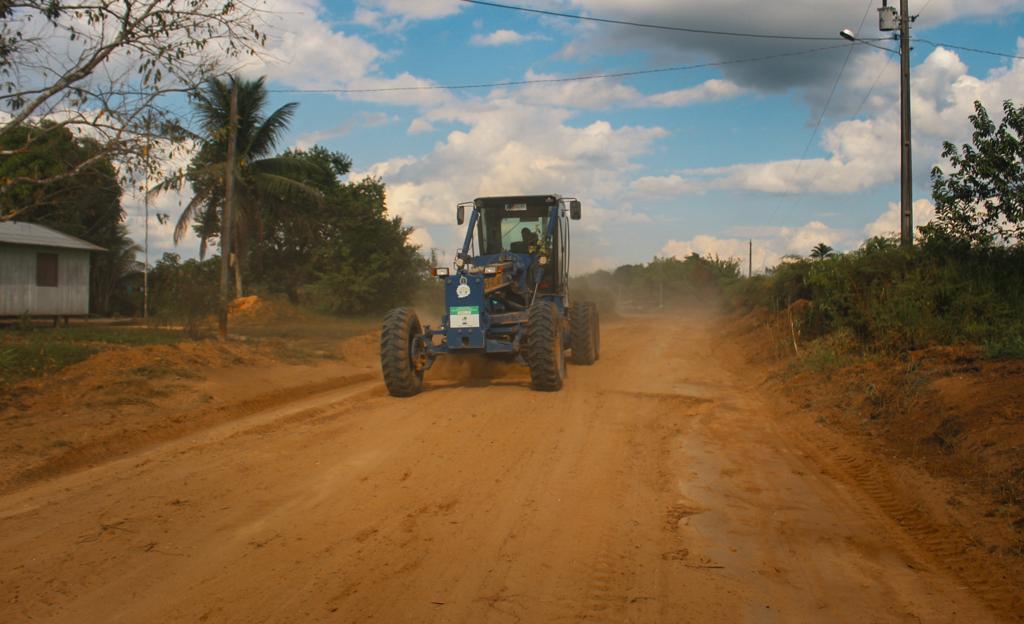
[0,313,1012,623]
[1,373,375,494]
[827,449,1022,618]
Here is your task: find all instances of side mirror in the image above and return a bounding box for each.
[457,204,465,225]
[569,200,582,220]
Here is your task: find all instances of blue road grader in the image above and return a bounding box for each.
[380,194,600,396]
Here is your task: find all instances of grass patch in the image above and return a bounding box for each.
[0,341,99,388]
[0,325,184,390]
[984,331,1024,359]
[55,326,184,346]
[789,330,858,378]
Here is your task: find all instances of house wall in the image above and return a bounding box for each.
[0,245,91,316]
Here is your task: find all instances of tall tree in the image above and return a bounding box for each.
[248,145,427,312]
[167,75,321,296]
[0,121,138,314]
[810,243,835,259]
[0,0,267,214]
[931,100,1024,245]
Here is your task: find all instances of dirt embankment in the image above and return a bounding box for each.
[728,307,1024,591]
[0,301,382,494]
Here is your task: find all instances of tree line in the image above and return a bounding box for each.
[576,99,1024,357]
[1,74,428,321]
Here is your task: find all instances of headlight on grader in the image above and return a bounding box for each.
[483,265,498,275]
[433,267,450,277]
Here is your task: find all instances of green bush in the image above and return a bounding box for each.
[728,231,1024,355]
[148,253,220,337]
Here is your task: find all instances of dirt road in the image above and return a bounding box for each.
[0,314,1010,622]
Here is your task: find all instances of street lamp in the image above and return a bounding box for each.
[839,28,900,53]
[841,0,914,247]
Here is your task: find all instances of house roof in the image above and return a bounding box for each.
[0,221,106,251]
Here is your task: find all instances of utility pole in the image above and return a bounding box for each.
[898,0,913,247]
[219,79,238,341]
[143,115,151,321]
[748,239,752,278]
[843,1,913,245]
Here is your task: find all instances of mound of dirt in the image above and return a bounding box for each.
[338,333,380,368]
[229,295,314,326]
[731,311,1024,564]
[0,333,378,494]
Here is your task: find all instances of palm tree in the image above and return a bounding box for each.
[171,74,321,296]
[809,243,835,260]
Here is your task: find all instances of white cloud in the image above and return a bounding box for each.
[355,97,666,263]
[293,112,394,149]
[406,226,434,251]
[493,70,646,109]
[864,199,936,239]
[662,235,771,267]
[353,0,461,30]
[661,220,846,271]
[121,138,203,260]
[470,29,547,46]
[487,72,746,111]
[630,174,700,198]
[561,1,1021,93]
[371,0,461,20]
[246,0,383,89]
[234,1,458,108]
[407,118,436,134]
[633,44,1024,198]
[646,79,746,107]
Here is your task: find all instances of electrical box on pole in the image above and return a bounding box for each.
[878,1,898,31]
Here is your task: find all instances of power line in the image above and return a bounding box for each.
[764,0,874,225]
[917,38,1024,60]
[916,0,937,17]
[458,0,850,41]
[266,43,853,94]
[459,0,1021,61]
[851,53,894,119]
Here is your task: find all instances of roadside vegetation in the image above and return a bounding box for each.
[570,100,1024,552]
[0,325,183,393]
[577,99,1024,362]
[2,72,430,334]
[2,52,428,387]
[733,99,1024,359]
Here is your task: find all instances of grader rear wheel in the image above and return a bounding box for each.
[587,302,601,361]
[570,302,597,365]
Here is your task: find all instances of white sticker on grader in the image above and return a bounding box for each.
[450,306,480,328]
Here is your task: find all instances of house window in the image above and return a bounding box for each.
[36,252,58,287]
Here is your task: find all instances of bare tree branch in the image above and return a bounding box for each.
[0,0,269,210]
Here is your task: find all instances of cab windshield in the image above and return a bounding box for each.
[477,205,549,255]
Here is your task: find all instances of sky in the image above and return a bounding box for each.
[131,0,1024,273]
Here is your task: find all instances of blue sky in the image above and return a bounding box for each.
[139,0,1024,272]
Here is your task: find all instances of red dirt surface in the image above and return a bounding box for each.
[730,307,1024,608]
[0,312,1019,622]
[0,336,375,493]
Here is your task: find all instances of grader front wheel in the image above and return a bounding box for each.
[526,301,566,391]
[380,307,425,397]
